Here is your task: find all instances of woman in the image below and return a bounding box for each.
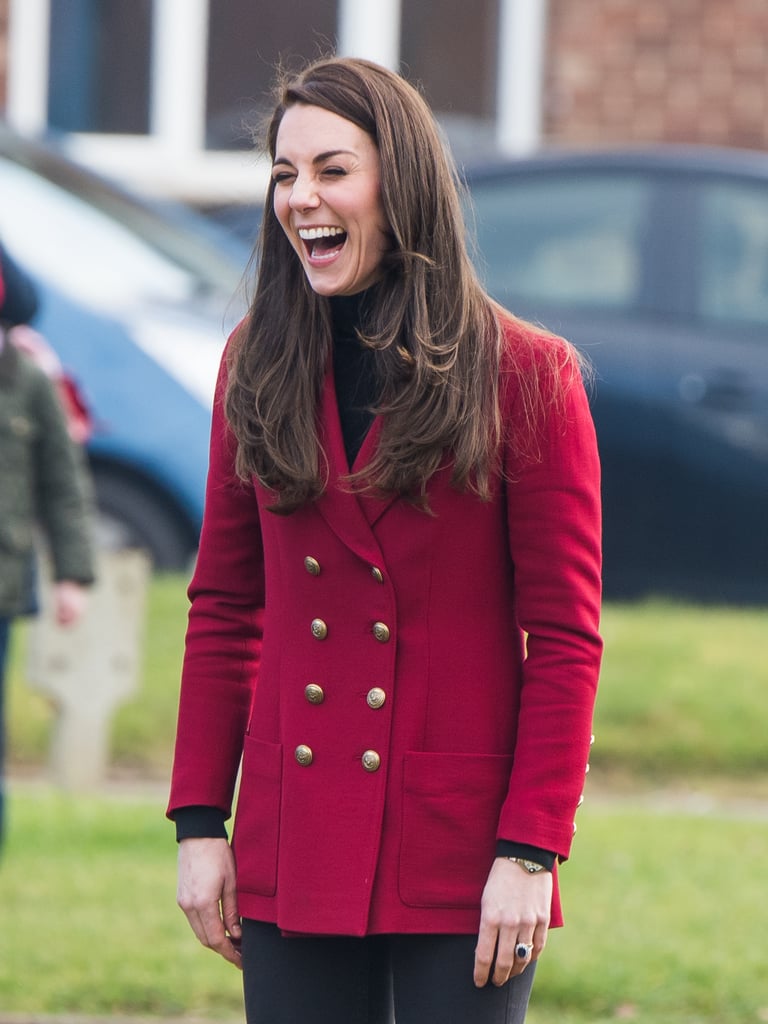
[168,56,602,1024]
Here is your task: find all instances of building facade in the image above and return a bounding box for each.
[1,0,767,203]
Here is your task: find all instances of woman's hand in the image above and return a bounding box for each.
[177,837,243,969]
[473,857,552,987]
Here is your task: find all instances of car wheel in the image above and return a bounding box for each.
[90,467,198,571]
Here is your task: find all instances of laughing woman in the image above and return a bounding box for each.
[167,56,602,1024]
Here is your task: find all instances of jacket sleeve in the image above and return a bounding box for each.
[31,365,95,585]
[167,343,266,819]
[496,329,603,862]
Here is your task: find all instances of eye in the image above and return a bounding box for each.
[272,170,295,185]
[322,166,347,178]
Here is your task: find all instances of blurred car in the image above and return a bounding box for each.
[0,123,250,568]
[467,146,768,602]
[208,145,768,601]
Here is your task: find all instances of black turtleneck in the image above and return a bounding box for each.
[329,290,378,467]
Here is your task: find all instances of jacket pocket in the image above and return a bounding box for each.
[232,737,283,897]
[399,750,514,909]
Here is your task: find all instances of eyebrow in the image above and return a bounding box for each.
[272,148,357,168]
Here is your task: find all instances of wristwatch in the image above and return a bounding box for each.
[507,856,548,874]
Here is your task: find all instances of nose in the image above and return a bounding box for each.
[288,174,320,211]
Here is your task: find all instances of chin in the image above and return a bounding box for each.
[305,275,351,297]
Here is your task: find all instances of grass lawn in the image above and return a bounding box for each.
[0,787,765,1023]
[3,577,768,1021]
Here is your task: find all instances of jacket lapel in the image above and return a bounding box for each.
[351,419,400,527]
[314,366,392,561]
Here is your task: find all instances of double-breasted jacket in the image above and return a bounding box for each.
[168,315,603,936]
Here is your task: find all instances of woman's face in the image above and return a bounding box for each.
[272,103,391,297]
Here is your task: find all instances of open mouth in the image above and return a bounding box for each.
[299,226,347,261]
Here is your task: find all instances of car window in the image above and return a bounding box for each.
[698,182,768,327]
[468,173,651,311]
[0,156,200,309]
[0,155,242,313]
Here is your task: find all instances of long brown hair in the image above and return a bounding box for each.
[226,56,568,513]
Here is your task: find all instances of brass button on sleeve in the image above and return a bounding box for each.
[305,683,325,705]
[361,750,381,772]
[366,687,386,709]
[370,566,384,584]
[372,621,390,643]
[311,618,328,640]
[304,556,321,576]
[295,745,313,766]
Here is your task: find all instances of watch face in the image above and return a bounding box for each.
[523,860,544,873]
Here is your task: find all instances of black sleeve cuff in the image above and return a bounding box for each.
[171,806,229,843]
[495,840,556,872]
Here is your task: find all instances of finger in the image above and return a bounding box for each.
[221,876,242,942]
[531,920,549,962]
[473,924,498,987]
[195,903,243,969]
[181,906,211,949]
[210,925,243,969]
[178,890,226,952]
[491,930,519,986]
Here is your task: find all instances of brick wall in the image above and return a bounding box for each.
[0,0,8,110]
[545,0,768,150]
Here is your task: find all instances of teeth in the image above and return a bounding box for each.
[298,226,345,240]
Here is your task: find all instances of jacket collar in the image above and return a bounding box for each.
[314,363,399,560]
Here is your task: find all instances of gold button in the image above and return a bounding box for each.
[361,750,381,772]
[366,687,386,709]
[305,683,325,704]
[304,556,321,576]
[311,618,328,640]
[295,744,313,766]
[372,621,390,643]
[371,566,384,584]
[577,793,584,807]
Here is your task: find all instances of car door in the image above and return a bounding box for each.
[468,158,768,601]
[662,172,768,596]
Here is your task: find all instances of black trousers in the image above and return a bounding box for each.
[241,919,536,1024]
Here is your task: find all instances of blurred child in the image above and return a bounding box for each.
[0,239,95,849]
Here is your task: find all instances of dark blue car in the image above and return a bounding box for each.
[467,147,768,602]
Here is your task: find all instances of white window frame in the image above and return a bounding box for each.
[5,0,545,200]
[6,0,266,202]
[496,0,547,155]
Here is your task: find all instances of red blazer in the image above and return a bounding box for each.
[168,315,603,936]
